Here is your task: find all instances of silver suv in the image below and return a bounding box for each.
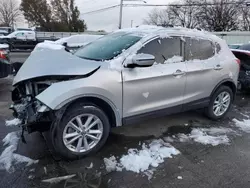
[11,26,239,159]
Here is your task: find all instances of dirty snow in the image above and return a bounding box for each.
[233,119,250,133]
[177,127,233,146]
[5,118,22,127]
[86,162,93,169]
[104,139,180,174]
[189,129,230,146]
[0,132,38,172]
[42,174,76,184]
[177,176,183,180]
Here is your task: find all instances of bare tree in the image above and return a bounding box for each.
[237,0,250,31]
[168,0,200,28]
[143,8,173,26]
[197,0,240,31]
[0,0,21,26]
[144,0,200,28]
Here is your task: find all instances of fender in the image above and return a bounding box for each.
[210,78,237,99]
[54,94,122,127]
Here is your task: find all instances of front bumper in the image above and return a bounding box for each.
[10,98,53,133]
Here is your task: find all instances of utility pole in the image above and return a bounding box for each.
[131,20,133,28]
[119,0,146,29]
[119,0,123,29]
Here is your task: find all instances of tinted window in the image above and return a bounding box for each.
[185,38,214,60]
[138,37,182,64]
[74,32,142,61]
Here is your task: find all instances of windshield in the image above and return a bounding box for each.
[74,32,142,61]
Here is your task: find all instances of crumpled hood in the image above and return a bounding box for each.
[13,49,101,85]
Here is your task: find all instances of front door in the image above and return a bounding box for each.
[122,36,187,123]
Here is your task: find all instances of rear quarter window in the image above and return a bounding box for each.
[215,43,221,53]
[185,38,215,61]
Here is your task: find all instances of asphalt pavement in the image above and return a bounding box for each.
[1,76,250,188]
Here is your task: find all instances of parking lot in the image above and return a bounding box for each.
[1,53,250,188]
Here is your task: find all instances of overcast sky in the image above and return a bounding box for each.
[17,0,175,31]
[77,0,175,31]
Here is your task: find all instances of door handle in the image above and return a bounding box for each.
[214,64,223,70]
[173,69,185,76]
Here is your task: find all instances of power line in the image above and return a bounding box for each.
[123,2,249,7]
[82,1,250,15]
[81,5,120,15]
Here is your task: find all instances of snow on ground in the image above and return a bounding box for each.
[104,139,180,176]
[0,132,38,173]
[5,118,22,127]
[177,127,233,146]
[188,129,230,146]
[233,119,250,133]
[42,174,76,184]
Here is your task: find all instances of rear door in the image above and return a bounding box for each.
[122,36,187,122]
[183,37,219,108]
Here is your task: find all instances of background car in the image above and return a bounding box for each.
[35,34,104,53]
[231,49,250,90]
[228,43,243,49]
[238,43,250,51]
[0,44,12,79]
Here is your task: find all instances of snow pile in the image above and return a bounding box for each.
[0,132,38,172]
[104,139,180,174]
[33,42,65,51]
[42,174,76,184]
[5,118,22,127]
[233,119,250,133]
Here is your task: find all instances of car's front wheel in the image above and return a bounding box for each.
[205,85,233,120]
[53,103,110,160]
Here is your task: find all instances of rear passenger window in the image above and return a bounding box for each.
[138,37,182,64]
[185,38,215,61]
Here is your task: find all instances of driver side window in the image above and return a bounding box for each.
[137,37,182,64]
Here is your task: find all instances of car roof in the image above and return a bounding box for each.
[239,43,250,50]
[115,25,222,42]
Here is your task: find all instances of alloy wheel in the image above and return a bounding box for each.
[63,114,103,153]
[213,91,231,117]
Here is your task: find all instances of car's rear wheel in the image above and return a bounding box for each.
[205,85,233,120]
[52,103,110,160]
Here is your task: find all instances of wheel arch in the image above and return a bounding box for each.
[60,95,121,128]
[211,79,237,100]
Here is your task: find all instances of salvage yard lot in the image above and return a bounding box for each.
[1,77,250,188]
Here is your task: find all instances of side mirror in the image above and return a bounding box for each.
[126,53,155,68]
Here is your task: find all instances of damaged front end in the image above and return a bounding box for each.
[11,80,54,134]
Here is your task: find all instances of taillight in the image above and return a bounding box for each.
[236,58,241,66]
[0,50,7,60]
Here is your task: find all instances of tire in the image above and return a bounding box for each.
[205,85,233,120]
[52,103,110,160]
